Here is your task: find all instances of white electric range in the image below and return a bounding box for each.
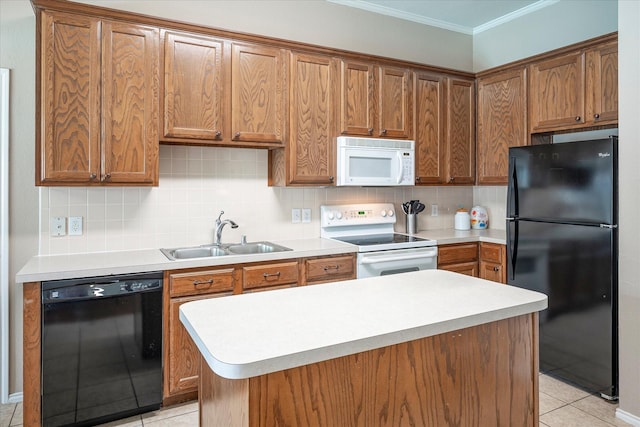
[320,203,437,278]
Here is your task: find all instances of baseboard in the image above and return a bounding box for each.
[8,392,22,403]
[617,408,640,427]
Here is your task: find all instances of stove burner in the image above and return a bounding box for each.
[333,233,431,246]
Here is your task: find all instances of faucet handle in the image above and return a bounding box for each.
[241,235,247,245]
[216,210,225,222]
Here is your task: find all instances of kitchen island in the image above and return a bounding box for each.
[180,269,547,426]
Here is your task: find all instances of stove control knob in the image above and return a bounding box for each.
[327,211,335,220]
[336,212,343,220]
[388,210,394,217]
[381,210,387,217]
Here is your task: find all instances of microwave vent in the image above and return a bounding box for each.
[337,136,414,150]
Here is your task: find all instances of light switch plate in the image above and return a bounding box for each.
[292,208,301,224]
[431,204,438,216]
[302,208,311,223]
[69,216,83,236]
[50,217,66,236]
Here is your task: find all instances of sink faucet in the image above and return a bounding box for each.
[213,211,238,245]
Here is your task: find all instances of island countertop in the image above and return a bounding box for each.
[180,269,547,380]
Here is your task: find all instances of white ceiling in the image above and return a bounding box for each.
[328,0,559,35]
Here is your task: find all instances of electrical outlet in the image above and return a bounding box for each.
[431,204,438,216]
[302,208,311,223]
[69,216,83,236]
[50,217,66,236]
[291,208,301,224]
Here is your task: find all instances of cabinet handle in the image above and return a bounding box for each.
[594,113,600,119]
[575,116,581,122]
[381,129,387,135]
[263,272,281,279]
[416,176,421,183]
[193,279,214,287]
[449,177,455,183]
[323,265,339,272]
[233,132,241,140]
[368,128,373,135]
[329,176,334,183]
[493,266,500,272]
[215,130,222,139]
[89,173,97,180]
[102,173,111,181]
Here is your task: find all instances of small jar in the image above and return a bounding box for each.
[454,209,470,230]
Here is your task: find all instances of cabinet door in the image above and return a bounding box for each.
[445,78,475,184]
[414,71,445,184]
[477,68,528,185]
[340,60,375,136]
[479,242,506,283]
[163,31,226,140]
[378,65,411,139]
[304,254,356,285]
[102,21,159,184]
[440,262,478,277]
[39,11,101,184]
[167,293,230,397]
[242,261,299,291]
[287,52,339,185]
[230,43,287,145]
[529,52,585,132]
[586,41,618,125]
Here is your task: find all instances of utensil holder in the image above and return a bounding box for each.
[406,214,417,235]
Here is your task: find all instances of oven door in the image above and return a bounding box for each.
[357,247,437,278]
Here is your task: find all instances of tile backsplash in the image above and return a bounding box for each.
[39,145,479,255]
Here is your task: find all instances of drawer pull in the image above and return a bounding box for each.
[493,266,500,272]
[193,279,214,287]
[263,272,281,279]
[323,265,339,271]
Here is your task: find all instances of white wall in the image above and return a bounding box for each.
[617,0,640,421]
[473,0,617,72]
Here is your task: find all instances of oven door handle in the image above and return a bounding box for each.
[359,249,437,264]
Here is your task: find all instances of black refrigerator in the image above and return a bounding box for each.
[507,137,618,400]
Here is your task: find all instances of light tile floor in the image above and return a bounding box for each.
[0,374,630,426]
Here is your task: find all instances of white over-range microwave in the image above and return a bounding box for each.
[335,136,415,186]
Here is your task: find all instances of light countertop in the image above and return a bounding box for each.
[416,228,506,245]
[15,238,357,283]
[180,269,547,380]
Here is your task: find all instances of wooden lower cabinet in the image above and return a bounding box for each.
[437,242,479,277]
[304,254,356,285]
[479,242,507,284]
[242,261,299,292]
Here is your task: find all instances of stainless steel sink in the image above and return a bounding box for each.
[160,241,291,260]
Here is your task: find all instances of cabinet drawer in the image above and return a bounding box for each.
[169,268,235,297]
[437,243,478,265]
[305,255,355,283]
[479,242,504,264]
[439,261,478,277]
[243,262,299,290]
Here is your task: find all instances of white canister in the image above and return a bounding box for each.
[454,210,470,230]
[470,206,489,229]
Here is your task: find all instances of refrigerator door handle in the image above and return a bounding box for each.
[507,157,518,217]
[600,224,618,229]
[507,219,518,282]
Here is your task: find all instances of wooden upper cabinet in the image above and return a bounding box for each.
[413,71,445,184]
[378,65,412,139]
[270,52,338,186]
[162,31,226,141]
[101,21,159,184]
[339,60,375,136]
[38,11,159,186]
[230,43,287,145]
[585,41,618,125]
[39,11,101,184]
[529,52,585,132]
[445,78,475,185]
[477,67,527,185]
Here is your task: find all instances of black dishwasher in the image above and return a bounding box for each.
[41,272,163,427]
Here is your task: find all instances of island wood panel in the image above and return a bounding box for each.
[477,67,528,185]
[101,20,159,184]
[230,43,287,145]
[162,31,226,140]
[23,282,42,427]
[199,314,538,427]
[585,41,618,124]
[445,78,475,184]
[414,71,446,184]
[529,51,585,132]
[340,60,375,136]
[39,11,101,184]
[377,65,411,139]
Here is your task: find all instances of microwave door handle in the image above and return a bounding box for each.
[396,151,403,184]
